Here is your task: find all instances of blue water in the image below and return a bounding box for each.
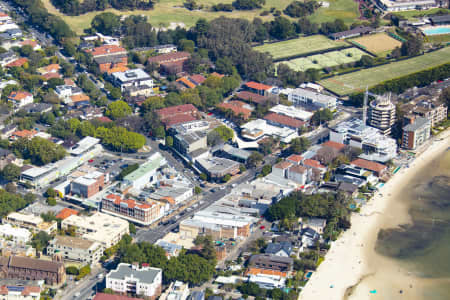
[422,27,450,35]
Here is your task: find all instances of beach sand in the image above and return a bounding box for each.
[299,129,450,300]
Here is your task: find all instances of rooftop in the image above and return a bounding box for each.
[112,68,151,83]
[0,256,63,273]
[245,81,272,91]
[55,208,79,220]
[286,154,303,163]
[147,51,190,64]
[264,113,305,129]
[123,152,165,182]
[52,235,97,250]
[236,91,268,104]
[86,45,126,57]
[107,263,161,284]
[69,136,100,156]
[156,104,198,119]
[289,165,307,174]
[350,158,387,173]
[93,293,143,300]
[273,161,293,170]
[269,104,313,121]
[322,141,346,151]
[403,117,430,132]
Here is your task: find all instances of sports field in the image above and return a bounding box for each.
[319,46,450,95]
[42,0,359,35]
[350,33,401,55]
[279,47,367,71]
[254,35,347,60]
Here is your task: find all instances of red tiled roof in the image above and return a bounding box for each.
[162,114,197,127]
[322,141,346,151]
[245,81,272,91]
[189,74,206,85]
[148,51,190,64]
[287,154,304,163]
[274,161,293,170]
[217,101,252,119]
[264,113,305,129]
[351,158,387,173]
[96,116,113,123]
[176,77,196,89]
[156,104,198,119]
[44,63,60,73]
[236,91,268,104]
[20,40,38,48]
[71,94,90,103]
[42,72,62,80]
[303,159,326,169]
[5,58,28,68]
[8,91,32,101]
[289,165,307,174]
[93,293,143,300]
[12,129,37,138]
[105,194,151,210]
[55,208,79,220]
[86,45,127,57]
[64,78,75,86]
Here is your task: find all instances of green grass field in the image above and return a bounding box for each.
[392,8,450,20]
[279,47,367,71]
[254,35,347,60]
[318,47,450,95]
[42,0,359,35]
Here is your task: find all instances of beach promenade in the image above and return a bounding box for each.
[299,129,450,300]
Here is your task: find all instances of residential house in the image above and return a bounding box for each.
[287,165,308,185]
[156,104,199,128]
[244,82,273,96]
[248,254,293,272]
[272,161,293,179]
[8,91,33,111]
[111,69,153,92]
[217,100,253,120]
[10,130,37,141]
[264,241,292,257]
[0,51,17,67]
[300,217,327,234]
[5,57,28,68]
[0,279,41,299]
[236,91,269,105]
[350,158,388,177]
[148,51,190,66]
[286,154,304,165]
[264,113,305,130]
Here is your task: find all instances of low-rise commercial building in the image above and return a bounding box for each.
[400,95,447,127]
[106,263,162,299]
[46,235,103,265]
[101,194,164,226]
[269,104,313,122]
[3,213,56,235]
[241,119,298,143]
[70,171,105,198]
[173,131,207,156]
[123,152,166,190]
[195,157,240,180]
[61,212,129,249]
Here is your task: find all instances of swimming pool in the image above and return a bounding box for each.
[422,26,450,36]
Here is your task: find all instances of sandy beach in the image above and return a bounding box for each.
[299,129,450,300]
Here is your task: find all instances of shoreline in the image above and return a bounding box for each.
[299,129,450,300]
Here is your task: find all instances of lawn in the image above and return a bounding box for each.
[392,8,450,20]
[318,46,450,95]
[42,0,360,35]
[254,35,348,60]
[350,33,401,55]
[278,47,367,71]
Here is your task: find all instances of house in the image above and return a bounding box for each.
[55,208,79,220]
[8,91,33,111]
[54,85,83,103]
[69,93,90,107]
[10,129,37,140]
[148,51,191,66]
[93,293,143,300]
[37,64,60,76]
[245,82,273,96]
[350,158,388,177]
[302,159,326,174]
[20,103,52,114]
[217,100,253,120]
[20,39,41,50]
[301,227,319,248]
[86,45,127,58]
[264,241,292,257]
[248,254,293,272]
[94,54,128,74]
[236,91,269,105]
[301,217,327,234]
[287,165,308,185]
[0,51,17,67]
[160,281,189,300]
[337,182,359,197]
[151,44,177,54]
[286,154,304,165]
[0,124,17,140]
[176,75,206,89]
[156,104,199,128]
[272,161,292,178]
[106,263,162,298]
[0,280,41,299]
[5,57,28,68]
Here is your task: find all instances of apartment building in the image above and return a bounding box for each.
[368,95,396,135]
[402,117,431,150]
[0,224,31,245]
[3,213,57,235]
[46,235,103,266]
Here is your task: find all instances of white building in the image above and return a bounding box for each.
[248,274,286,289]
[329,118,397,163]
[61,212,129,248]
[287,165,309,185]
[106,263,162,298]
[123,152,166,190]
[288,88,337,110]
[0,224,31,244]
[368,95,396,135]
[8,91,33,111]
[3,212,57,235]
[269,104,313,122]
[47,235,103,266]
[111,69,153,92]
[240,119,298,143]
[160,281,190,300]
[69,136,101,156]
[54,85,83,103]
[375,0,436,11]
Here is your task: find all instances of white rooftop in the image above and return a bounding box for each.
[241,119,298,143]
[112,68,151,83]
[69,136,100,156]
[0,224,31,240]
[270,104,313,121]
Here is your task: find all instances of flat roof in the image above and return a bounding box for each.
[52,235,97,250]
[107,263,161,284]
[112,69,151,83]
[69,136,100,156]
[124,152,164,182]
[269,104,313,121]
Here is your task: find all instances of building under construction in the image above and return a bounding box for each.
[368,94,396,135]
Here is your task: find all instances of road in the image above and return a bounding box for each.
[59,266,105,300]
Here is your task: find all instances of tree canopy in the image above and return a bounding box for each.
[12,137,66,166]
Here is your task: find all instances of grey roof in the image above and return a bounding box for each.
[220,144,251,160]
[430,14,450,23]
[403,117,430,132]
[249,254,294,265]
[338,182,359,193]
[107,263,161,284]
[0,51,16,60]
[94,53,127,64]
[189,291,205,300]
[0,148,11,157]
[112,69,151,83]
[20,103,52,113]
[265,241,292,256]
[330,26,373,39]
[304,218,326,228]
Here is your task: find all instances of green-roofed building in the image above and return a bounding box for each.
[123,152,166,189]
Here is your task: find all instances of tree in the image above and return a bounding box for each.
[311,109,333,126]
[222,174,231,182]
[32,231,52,253]
[200,173,207,181]
[239,164,246,173]
[12,137,66,166]
[47,197,57,206]
[165,136,173,147]
[76,265,91,281]
[1,163,21,182]
[269,16,296,40]
[106,100,132,120]
[178,39,195,53]
[261,164,272,177]
[129,223,136,235]
[289,137,311,154]
[91,12,121,35]
[247,151,263,168]
[401,35,423,57]
[5,182,16,193]
[284,1,320,18]
[66,266,79,275]
[194,186,202,195]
